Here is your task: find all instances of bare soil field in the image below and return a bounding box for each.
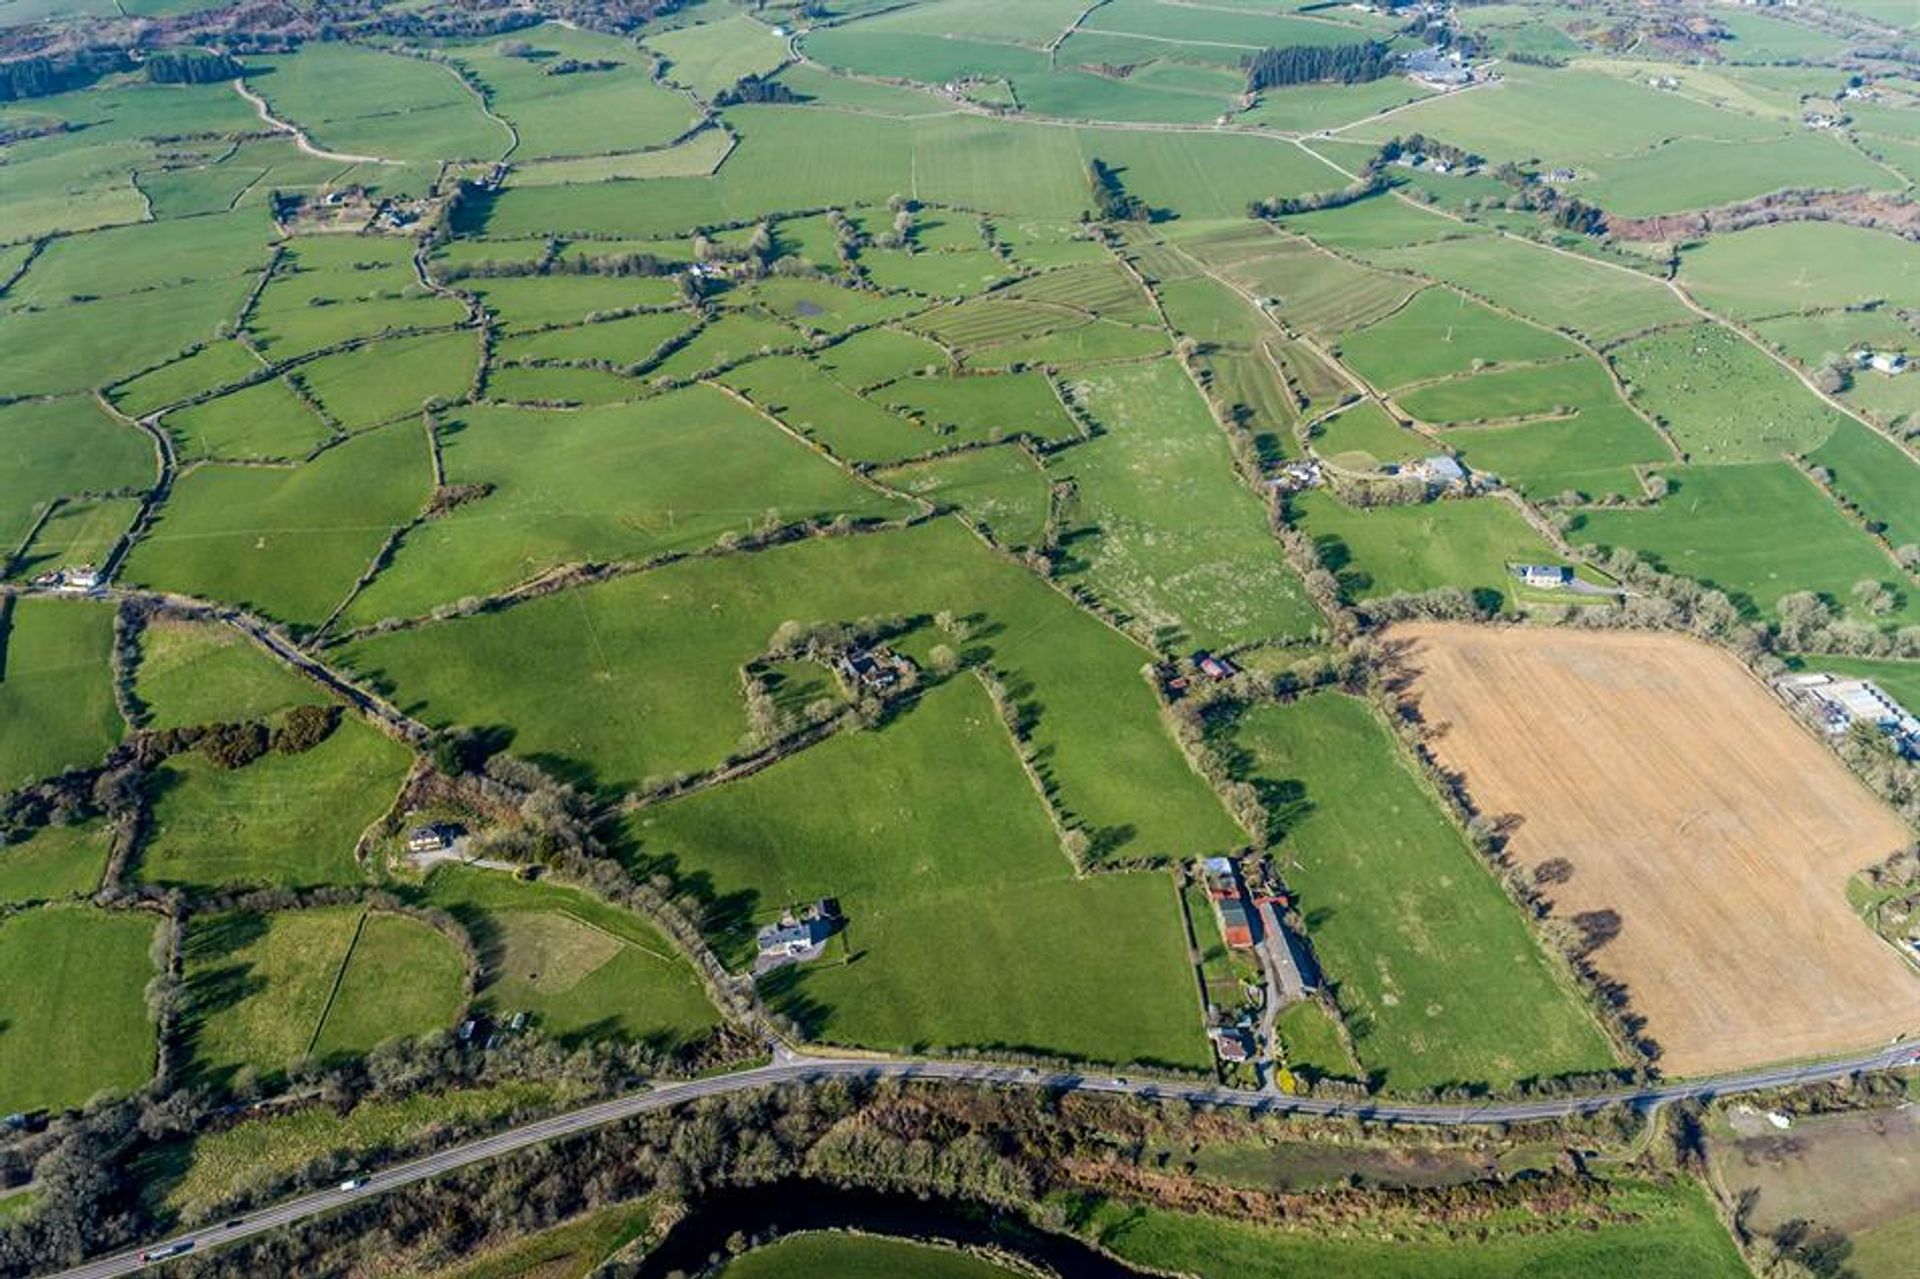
[1389,622,1920,1077]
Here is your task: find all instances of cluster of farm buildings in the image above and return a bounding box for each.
[1778,673,1920,756]
[1197,855,1318,1069]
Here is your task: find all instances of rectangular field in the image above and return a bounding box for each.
[1392,622,1920,1076]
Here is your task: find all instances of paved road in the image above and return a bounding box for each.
[62,1041,1920,1277]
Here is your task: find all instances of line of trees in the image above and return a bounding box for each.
[0,49,131,102]
[145,50,241,84]
[1244,40,1394,91]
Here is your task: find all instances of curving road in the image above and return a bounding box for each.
[60,1040,1920,1277]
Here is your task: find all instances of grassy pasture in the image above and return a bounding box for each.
[1335,288,1578,391]
[310,912,467,1060]
[859,246,1011,298]
[637,678,1209,1068]
[1292,490,1558,609]
[110,341,265,419]
[9,208,271,309]
[1680,221,1920,319]
[1444,405,1669,500]
[0,598,123,788]
[1053,358,1319,647]
[296,331,479,431]
[1808,418,1920,551]
[1578,133,1895,218]
[1092,1178,1748,1279]
[1227,241,1417,341]
[509,127,734,186]
[0,275,259,398]
[1575,462,1920,623]
[446,27,699,161]
[421,865,719,1047]
[1230,693,1617,1091]
[1311,402,1428,471]
[163,376,334,462]
[246,46,513,166]
[180,906,362,1081]
[342,517,1241,859]
[718,1234,1023,1279]
[1358,236,1692,345]
[877,371,1081,445]
[1397,358,1612,425]
[1279,194,1485,252]
[815,327,948,388]
[0,907,157,1112]
[1155,275,1270,347]
[9,496,136,578]
[872,445,1053,549]
[134,617,325,731]
[485,364,649,406]
[646,12,791,96]
[137,716,410,892]
[345,388,910,624]
[0,396,153,552]
[1343,64,1782,168]
[646,312,806,380]
[495,311,693,367]
[471,276,685,332]
[730,277,918,335]
[0,821,110,904]
[974,319,1173,370]
[719,355,931,463]
[122,420,431,627]
[1610,325,1844,461]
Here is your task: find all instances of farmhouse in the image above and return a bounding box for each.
[836,646,912,693]
[755,899,842,966]
[1855,349,1909,375]
[406,824,459,854]
[1512,563,1574,590]
[1208,1024,1253,1063]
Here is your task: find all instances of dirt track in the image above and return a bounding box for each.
[1391,623,1920,1077]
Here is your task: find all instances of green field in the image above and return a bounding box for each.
[637,678,1210,1067]
[134,618,326,730]
[1680,221,1920,320]
[1231,694,1616,1091]
[137,716,411,891]
[1052,358,1320,648]
[343,387,911,625]
[310,912,467,1060]
[1312,402,1431,471]
[1574,462,1920,623]
[421,865,720,1048]
[343,518,1241,860]
[181,906,367,1082]
[122,421,432,627]
[1336,288,1578,391]
[1091,1177,1749,1279]
[1610,325,1845,461]
[0,396,154,553]
[0,906,157,1111]
[1293,491,1561,610]
[0,821,111,904]
[0,597,123,787]
[873,445,1053,549]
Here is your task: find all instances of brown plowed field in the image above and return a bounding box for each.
[1390,622,1920,1077]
